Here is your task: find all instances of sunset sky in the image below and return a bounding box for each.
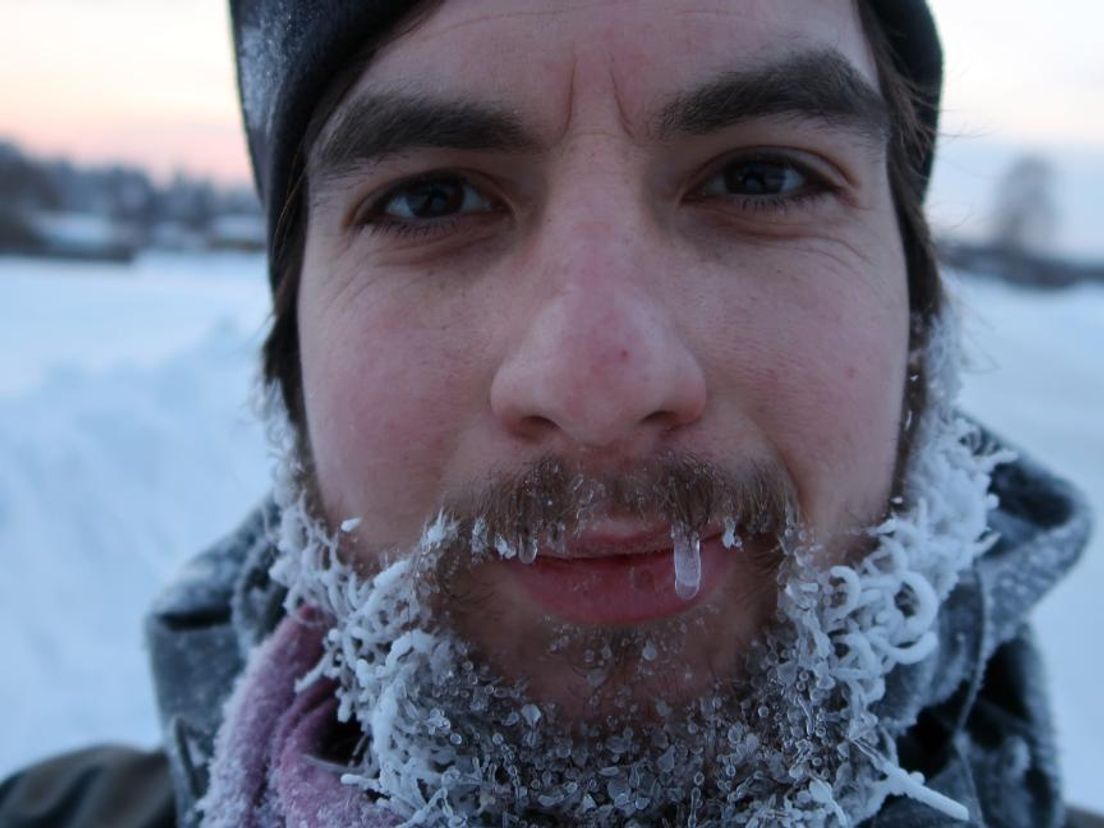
[2,0,1101,252]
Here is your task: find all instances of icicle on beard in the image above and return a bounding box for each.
[266,311,1008,826]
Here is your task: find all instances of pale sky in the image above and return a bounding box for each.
[0,1,244,183]
[1,0,1101,252]
[933,0,1103,144]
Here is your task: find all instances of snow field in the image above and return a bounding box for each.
[952,272,1104,809]
[0,253,272,777]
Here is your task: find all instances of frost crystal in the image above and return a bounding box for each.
[469,518,488,556]
[520,703,542,728]
[722,517,741,550]
[673,530,702,600]
[519,534,539,565]
[493,535,516,560]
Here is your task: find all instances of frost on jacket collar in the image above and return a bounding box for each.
[146,426,1090,828]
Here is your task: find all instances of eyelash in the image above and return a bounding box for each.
[352,154,837,241]
[351,174,497,242]
[359,213,472,242]
[712,189,829,215]
[687,151,838,214]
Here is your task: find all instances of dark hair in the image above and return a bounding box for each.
[853,0,944,486]
[263,0,943,438]
[855,0,943,325]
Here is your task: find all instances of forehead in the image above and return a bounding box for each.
[343,0,876,136]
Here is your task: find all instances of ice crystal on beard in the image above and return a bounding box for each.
[518,534,539,565]
[494,534,516,560]
[673,528,703,600]
[520,704,542,728]
[722,517,743,550]
[422,511,457,553]
[263,311,1003,826]
[469,518,488,557]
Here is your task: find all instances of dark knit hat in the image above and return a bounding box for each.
[231,1,942,288]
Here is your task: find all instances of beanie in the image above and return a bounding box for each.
[230,1,943,289]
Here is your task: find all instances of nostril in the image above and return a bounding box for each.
[643,409,677,428]
[641,407,699,436]
[516,413,558,440]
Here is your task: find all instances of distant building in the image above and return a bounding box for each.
[1,138,265,263]
[148,221,207,253]
[20,210,138,263]
[938,237,1104,288]
[206,213,265,252]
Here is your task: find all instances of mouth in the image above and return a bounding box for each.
[500,520,736,627]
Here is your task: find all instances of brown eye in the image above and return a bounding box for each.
[372,175,495,221]
[701,158,811,199]
[725,161,805,195]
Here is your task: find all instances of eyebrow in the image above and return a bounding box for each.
[310,94,538,186]
[309,48,888,187]
[655,50,888,143]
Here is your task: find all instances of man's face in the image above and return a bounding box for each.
[296,0,909,710]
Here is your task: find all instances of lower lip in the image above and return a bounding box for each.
[501,535,733,626]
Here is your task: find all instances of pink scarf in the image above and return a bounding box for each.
[200,611,400,827]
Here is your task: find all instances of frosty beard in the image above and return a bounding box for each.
[266,313,1006,826]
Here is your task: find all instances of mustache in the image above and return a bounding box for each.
[434,453,802,558]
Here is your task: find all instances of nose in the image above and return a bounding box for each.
[489,217,708,453]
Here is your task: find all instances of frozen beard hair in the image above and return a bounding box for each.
[265,310,1009,827]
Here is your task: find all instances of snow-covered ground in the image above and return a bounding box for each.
[0,253,1100,811]
[952,272,1104,810]
[0,252,273,784]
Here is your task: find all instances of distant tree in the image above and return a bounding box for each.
[0,142,60,211]
[0,137,261,252]
[990,155,1057,256]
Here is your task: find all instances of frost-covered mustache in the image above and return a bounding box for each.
[432,453,802,562]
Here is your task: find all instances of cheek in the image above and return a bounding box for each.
[790,304,907,529]
[702,248,909,531]
[769,313,906,511]
[298,278,475,537]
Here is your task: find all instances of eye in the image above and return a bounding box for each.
[363,174,497,223]
[694,153,832,207]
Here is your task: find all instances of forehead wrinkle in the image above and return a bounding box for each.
[607,50,638,143]
[383,1,739,149]
[548,33,650,149]
[557,47,579,144]
[386,3,600,48]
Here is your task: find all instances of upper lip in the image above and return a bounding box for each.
[553,519,720,560]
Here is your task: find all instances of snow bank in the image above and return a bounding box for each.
[0,251,269,398]
[0,253,271,776]
[952,272,1104,810]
